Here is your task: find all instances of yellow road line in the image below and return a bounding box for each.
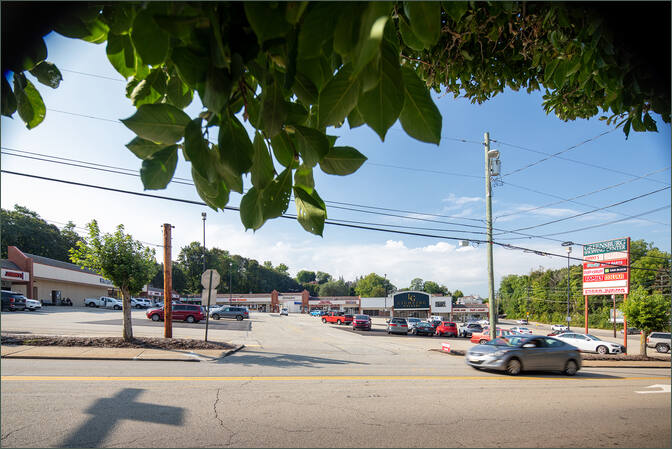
[1,375,668,382]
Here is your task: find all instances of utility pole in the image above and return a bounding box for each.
[163,223,173,338]
[202,212,210,342]
[484,132,498,340]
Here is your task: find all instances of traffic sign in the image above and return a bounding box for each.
[201,269,220,290]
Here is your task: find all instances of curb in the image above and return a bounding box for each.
[222,344,245,357]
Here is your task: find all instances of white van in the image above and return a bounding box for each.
[429,315,443,322]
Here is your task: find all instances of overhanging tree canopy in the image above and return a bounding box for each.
[3,2,669,235]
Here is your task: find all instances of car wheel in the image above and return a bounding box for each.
[337,319,342,325]
[564,360,578,376]
[596,345,608,355]
[656,343,670,353]
[322,318,327,323]
[186,315,195,323]
[480,339,488,345]
[114,305,121,310]
[505,358,522,376]
[236,315,243,321]
[151,314,160,321]
[212,314,220,320]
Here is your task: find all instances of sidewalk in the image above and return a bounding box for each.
[1,344,244,362]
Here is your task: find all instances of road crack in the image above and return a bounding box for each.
[1,425,30,441]
[213,388,239,447]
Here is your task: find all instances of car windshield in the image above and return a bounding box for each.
[586,334,601,341]
[355,315,368,320]
[486,336,527,346]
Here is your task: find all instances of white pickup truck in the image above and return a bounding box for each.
[84,296,122,309]
[131,297,151,309]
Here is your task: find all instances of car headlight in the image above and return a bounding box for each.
[492,350,510,357]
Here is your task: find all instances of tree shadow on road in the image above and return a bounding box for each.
[216,349,368,367]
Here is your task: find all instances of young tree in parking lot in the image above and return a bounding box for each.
[621,286,671,357]
[70,220,158,341]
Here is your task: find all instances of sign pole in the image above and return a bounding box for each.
[612,294,617,337]
[623,294,628,352]
[163,224,173,339]
[204,270,213,342]
[584,295,588,335]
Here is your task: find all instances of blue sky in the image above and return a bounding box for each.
[2,33,670,296]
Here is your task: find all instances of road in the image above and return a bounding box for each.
[2,310,670,447]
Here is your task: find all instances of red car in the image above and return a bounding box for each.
[435,321,458,337]
[352,314,372,331]
[146,303,205,323]
[470,327,512,344]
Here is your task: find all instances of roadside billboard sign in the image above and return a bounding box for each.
[582,238,630,295]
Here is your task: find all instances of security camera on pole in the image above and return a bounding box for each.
[484,133,501,340]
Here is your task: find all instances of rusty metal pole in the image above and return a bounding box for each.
[163,223,173,338]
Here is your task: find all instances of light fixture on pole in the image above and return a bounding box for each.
[562,241,574,332]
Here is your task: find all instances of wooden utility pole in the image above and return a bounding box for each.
[163,223,173,338]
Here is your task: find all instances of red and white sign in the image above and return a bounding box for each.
[441,342,451,353]
[1,268,29,281]
[230,298,247,302]
[583,238,629,296]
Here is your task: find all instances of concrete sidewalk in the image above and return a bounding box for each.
[1,344,244,362]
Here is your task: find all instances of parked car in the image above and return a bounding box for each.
[428,320,442,330]
[516,319,529,325]
[131,297,151,309]
[25,298,42,311]
[387,317,409,335]
[435,321,458,337]
[84,296,122,309]
[551,324,569,332]
[510,326,533,334]
[310,309,323,316]
[554,332,625,354]
[466,335,581,376]
[352,314,371,331]
[620,327,641,335]
[1,290,27,311]
[406,317,422,332]
[459,323,483,338]
[412,321,435,336]
[146,303,205,323]
[646,332,671,353]
[210,306,249,321]
[280,308,289,316]
[547,330,567,337]
[477,319,490,327]
[471,327,513,344]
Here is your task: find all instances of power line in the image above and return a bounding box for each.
[2,169,667,273]
[46,108,123,124]
[497,185,671,234]
[60,68,126,82]
[495,166,671,222]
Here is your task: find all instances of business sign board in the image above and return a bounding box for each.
[393,292,430,309]
[582,238,630,295]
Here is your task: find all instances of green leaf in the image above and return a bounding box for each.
[403,1,440,48]
[192,166,229,210]
[166,74,193,109]
[28,61,63,88]
[334,4,365,56]
[553,60,569,89]
[399,67,442,145]
[358,40,403,140]
[131,10,170,66]
[294,164,314,189]
[544,59,560,85]
[261,80,288,137]
[126,137,172,160]
[295,125,329,167]
[262,167,293,220]
[244,3,291,43]
[13,73,45,129]
[318,64,360,128]
[270,131,296,168]
[130,78,161,107]
[293,72,318,105]
[285,102,309,126]
[352,2,392,75]
[13,36,47,72]
[318,146,367,175]
[140,145,178,189]
[121,103,191,144]
[1,76,17,117]
[631,114,645,132]
[397,14,424,51]
[54,11,109,44]
[297,56,332,93]
[285,2,309,24]
[251,133,275,190]
[442,1,469,22]
[184,118,216,182]
[216,113,254,192]
[294,185,326,236]
[240,186,265,231]
[102,4,134,35]
[106,33,136,79]
[643,113,658,132]
[347,106,365,129]
[201,67,231,113]
[171,47,208,88]
[297,3,341,59]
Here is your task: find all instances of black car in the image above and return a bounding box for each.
[1,290,27,311]
[412,322,435,336]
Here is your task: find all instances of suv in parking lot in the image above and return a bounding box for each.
[387,317,409,335]
[210,306,249,321]
[435,321,458,337]
[146,303,205,323]
[1,290,27,311]
[646,332,671,353]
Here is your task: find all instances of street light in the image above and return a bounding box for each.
[562,241,574,331]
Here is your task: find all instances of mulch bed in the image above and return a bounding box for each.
[1,334,236,350]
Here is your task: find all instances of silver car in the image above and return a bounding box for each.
[210,306,249,321]
[386,318,409,335]
[406,317,422,332]
[466,334,581,376]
